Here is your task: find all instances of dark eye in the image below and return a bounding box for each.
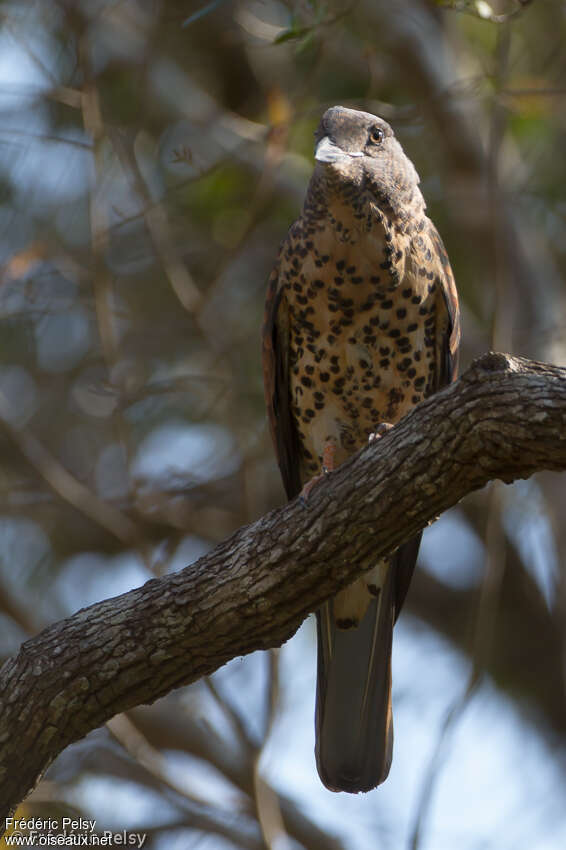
[369,126,384,145]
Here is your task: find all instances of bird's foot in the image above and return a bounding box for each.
[299,440,336,507]
[368,422,393,443]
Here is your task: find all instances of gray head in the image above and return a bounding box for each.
[312,106,424,219]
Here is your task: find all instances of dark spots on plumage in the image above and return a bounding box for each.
[380,259,392,270]
[296,294,307,305]
[396,336,410,348]
[314,401,324,410]
[359,359,369,369]
[364,334,377,345]
[419,306,429,316]
[305,240,314,250]
[334,276,344,285]
[321,255,330,263]
[395,250,403,261]
[314,391,324,401]
[381,299,393,310]
[315,259,323,267]
[362,397,373,408]
[351,276,364,284]
[411,294,422,304]
[425,316,435,327]
[396,308,407,319]
[336,221,343,232]
[418,267,427,277]
[389,328,401,338]
[414,351,422,361]
[407,367,417,379]
[402,288,413,298]
[414,376,426,388]
[398,357,412,372]
[320,372,330,382]
[369,316,380,327]
[428,281,437,294]
[411,394,421,404]
[293,282,302,292]
[327,334,336,344]
[330,363,340,374]
[379,346,390,356]
[380,357,390,368]
[336,259,345,270]
[301,376,312,388]
[328,303,339,312]
[407,322,418,332]
[305,364,314,374]
[371,276,381,284]
[305,408,315,418]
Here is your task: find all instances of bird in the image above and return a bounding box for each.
[262,105,460,793]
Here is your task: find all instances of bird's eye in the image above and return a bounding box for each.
[369,126,384,145]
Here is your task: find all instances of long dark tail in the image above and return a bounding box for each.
[314,537,421,793]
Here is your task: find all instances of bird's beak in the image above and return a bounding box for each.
[315,136,363,164]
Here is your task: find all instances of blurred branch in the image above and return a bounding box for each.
[0,405,142,546]
[437,0,534,23]
[3,352,566,822]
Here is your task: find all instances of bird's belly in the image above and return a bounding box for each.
[286,263,435,479]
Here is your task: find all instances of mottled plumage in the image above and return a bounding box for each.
[263,106,460,792]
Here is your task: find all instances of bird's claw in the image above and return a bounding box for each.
[368,422,394,443]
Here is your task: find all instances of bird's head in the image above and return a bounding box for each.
[312,106,424,219]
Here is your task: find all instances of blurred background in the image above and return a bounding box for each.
[1,0,566,847]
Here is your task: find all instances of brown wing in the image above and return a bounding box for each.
[428,221,461,387]
[393,223,460,618]
[262,263,302,500]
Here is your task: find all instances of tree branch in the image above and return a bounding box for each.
[2,352,566,825]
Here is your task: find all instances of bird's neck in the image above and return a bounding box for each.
[303,172,425,235]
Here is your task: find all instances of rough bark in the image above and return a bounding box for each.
[2,352,566,825]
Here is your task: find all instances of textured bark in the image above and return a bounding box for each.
[2,352,566,825]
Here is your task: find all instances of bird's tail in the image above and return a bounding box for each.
[314,564,395,793]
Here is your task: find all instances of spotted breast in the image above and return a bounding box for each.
[262,105,460,793]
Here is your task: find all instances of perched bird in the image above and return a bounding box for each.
[262,106,460,793]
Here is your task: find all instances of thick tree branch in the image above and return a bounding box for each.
[2,351,566,824]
